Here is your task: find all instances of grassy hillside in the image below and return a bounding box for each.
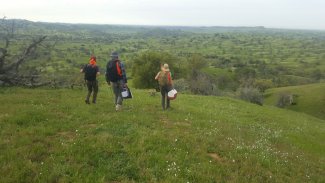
[0,86,324,182]
[264,83,325,120]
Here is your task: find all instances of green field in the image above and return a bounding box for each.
[264,83,325,120]
[0,86,324,182]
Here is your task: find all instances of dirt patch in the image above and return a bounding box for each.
[56,131,75,142]
[81,123,98,129]
[174,121,191,127]
[160,116,172,126]
[208,153,223,162]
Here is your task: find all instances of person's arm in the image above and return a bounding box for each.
[120,62,127,85]
[80,65,86,73]
[105,62,111,84]
[96,66,100,76]
[168,72,173,86]
[155,72,161,80]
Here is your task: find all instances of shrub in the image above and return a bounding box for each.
[254,79,274,93]
[173,79,190,92]
[238,87,263,105]
[189,72,221,96]
[277,93,298,108]
[132,51,181,89]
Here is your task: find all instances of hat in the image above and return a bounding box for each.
[163,63,170,72]
[111,51,119,58]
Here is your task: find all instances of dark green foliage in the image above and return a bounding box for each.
[235,67,256,81]
[132,51,178,89]
[173,79,190,92]
[310,69,324,81]
[186,54,219,95]
[254,79,274,93]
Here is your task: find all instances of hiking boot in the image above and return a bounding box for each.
[115,104,122,111]
[85,100,90,104]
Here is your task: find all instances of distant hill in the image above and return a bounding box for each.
[264,83,325,120]
[4,18,321,36]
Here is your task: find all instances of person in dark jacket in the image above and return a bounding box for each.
[105,52,128,111]
[80,55,100,104]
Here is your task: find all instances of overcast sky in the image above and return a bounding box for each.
[1,0,325,30]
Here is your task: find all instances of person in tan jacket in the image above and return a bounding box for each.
[155,64,173,110]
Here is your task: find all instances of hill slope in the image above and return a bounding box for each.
[264,83,325,120]
[0,87,324,182]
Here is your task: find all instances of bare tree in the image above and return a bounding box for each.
[0,18,47,86]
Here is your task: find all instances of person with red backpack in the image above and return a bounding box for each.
[155,63,173,110]
[105,52,128,111]
[80,55,100,104]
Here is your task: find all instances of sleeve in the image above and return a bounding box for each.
[155,71,161,80]
[121,62,127,83]
[81,64,87,72]
[105,62,110,82]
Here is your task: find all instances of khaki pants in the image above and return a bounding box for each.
[111,80,123,105]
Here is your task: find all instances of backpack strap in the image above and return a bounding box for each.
[167,72,171,83]
[116,61,122,77]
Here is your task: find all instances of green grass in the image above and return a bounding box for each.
[264,83,325,120]
[0,86,324,182]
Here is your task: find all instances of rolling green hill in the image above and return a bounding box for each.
[264,83,325,120]
[0,87,324,182]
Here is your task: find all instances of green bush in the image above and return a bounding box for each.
[254,79,274,93]
[132,51,180,89]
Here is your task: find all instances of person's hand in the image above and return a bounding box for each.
[124,83,128,88]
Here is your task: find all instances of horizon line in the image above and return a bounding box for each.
[5,18,325,32]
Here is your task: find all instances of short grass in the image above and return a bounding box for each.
[0,86,324,182]
[264,83,325,120]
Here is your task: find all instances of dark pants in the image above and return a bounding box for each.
[160,85,171,110]
[86,80,98,103]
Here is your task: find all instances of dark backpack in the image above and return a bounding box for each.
[106,60,122,82]
[84,64,98,81]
